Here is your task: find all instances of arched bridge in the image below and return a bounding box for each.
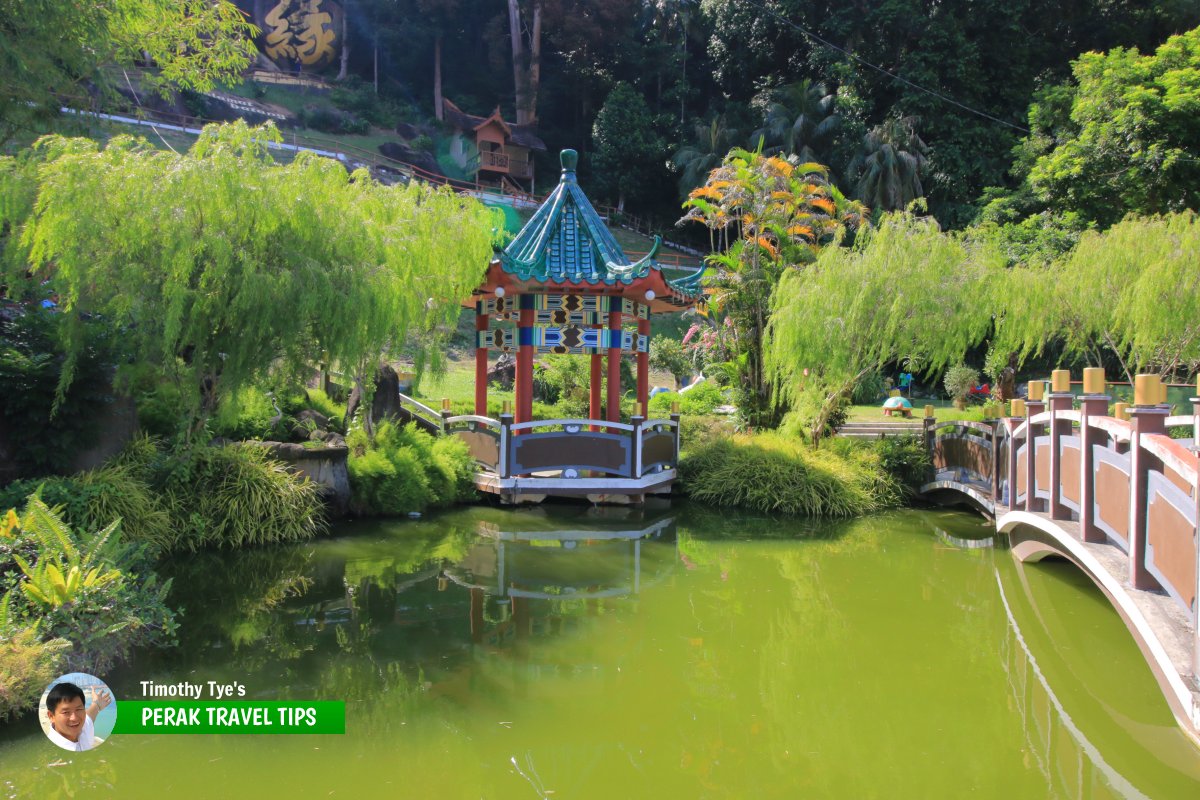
[918,389,1200,747]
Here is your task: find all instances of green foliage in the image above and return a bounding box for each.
[0,0,256,145]
[534,355,634,418]
[649,335,692,387]
[769,212,1003,438]
[346,421,476,516]
[0,496,177,673]
[211,386,283,441]
[850,371,886,405]
[848,117,929,213]
[871,435,932,499]
[943,365,980,403]
[1,121,497,434]
[158,444,326,550]
[648,381,725,416]
[672,116,740,198]
[0,626,69,723]
[682,149,866,427]
[992,212,1200,382]
[679,433,903,516]
[305,388,348,430]
[590,82,666,210]
[0,308,115,475]
[1003,28,1200,227]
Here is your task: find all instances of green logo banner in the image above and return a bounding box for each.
[112,701,345,734]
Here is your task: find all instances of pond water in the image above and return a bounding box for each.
[2,504,1199,798]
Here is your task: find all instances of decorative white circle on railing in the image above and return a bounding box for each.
[565,424,581,434]
[564,468,579,478]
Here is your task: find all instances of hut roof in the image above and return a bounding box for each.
[442,99,547,151]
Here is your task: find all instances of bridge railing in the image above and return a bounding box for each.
[439,413,680,480]
[923,372,1200,684]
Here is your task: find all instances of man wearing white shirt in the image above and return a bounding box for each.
[44,682,111,752]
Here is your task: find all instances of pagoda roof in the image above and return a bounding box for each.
[497,150,705,301]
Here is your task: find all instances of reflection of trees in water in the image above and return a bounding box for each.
[161,546,315,668]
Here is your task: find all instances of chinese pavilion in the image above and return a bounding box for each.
[447,149,704,504]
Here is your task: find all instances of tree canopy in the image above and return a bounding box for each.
[991,211,1200,383]
[767,212,1003,434]
[0,122,497,428]
[0,0,257,145]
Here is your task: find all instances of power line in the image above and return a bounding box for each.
[749,1,1031,134]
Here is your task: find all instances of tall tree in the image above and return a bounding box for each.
[590,82,664,211]
[671,115,738,198]
[750,79,839,165]
[848,117,929,213]
[0,0,257,145]
[0,122,497,431]
[681,149,865,426]
[768,212,1003,439]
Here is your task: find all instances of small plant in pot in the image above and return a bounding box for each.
[943,365,979,410]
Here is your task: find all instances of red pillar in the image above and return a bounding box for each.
[474,305,489,416]
[636,314,650,415]
[590,323,603,421]
[516,298,534,424]
[606,309,623,422]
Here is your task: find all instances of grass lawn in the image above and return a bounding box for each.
[844,399,987,424]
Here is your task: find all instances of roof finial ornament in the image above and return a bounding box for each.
[560,149,578,179]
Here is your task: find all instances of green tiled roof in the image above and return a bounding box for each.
[498,150,703,298]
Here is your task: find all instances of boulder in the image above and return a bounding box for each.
[378,141,443,178]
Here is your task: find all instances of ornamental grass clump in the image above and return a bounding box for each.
[679,433,903,517]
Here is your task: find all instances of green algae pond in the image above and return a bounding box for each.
[2,504,1199,798]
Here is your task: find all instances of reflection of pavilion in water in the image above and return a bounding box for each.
[444,516,676,647]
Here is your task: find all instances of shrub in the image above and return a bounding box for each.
[649,381,725,416]
[0,497,177,673]
[211,386,283,441]
[944,365,980,407]
[304,388,347,431]
[679,433,903,516]
[870,435,931,499]
[649,335,691,388]
[346,421,477,515]
[164,444,326,550]
[0,626,69,722]
[851,371,886,405]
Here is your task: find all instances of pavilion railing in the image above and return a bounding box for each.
[923,379,1199,684]
[442,413,680,481]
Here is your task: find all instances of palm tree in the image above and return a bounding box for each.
[671,115,739,198]
[848,116,929,212]
[750,80,839,164]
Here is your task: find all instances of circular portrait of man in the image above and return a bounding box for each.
[39,673,117,752]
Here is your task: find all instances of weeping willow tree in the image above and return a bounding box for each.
[992,212,1200,384]
[1,121,497,434]
[767,212,1003,440]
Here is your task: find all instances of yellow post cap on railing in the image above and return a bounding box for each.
[1113,402,1129,420]
[924,404,934,418]
[441,397,451,411]
[1082,367,1105,395]
[1051,369,1071,393]
[1027,380,1044,401]
[1196,373,1200,397]
[1133,374,1159,406]
[502,399,512,415]
[1158,377,1169,405]
[671,401,681,415]
[1010,399,1026,417]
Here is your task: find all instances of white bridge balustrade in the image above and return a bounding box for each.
[396,393,682,505]
[918,370,1200,747]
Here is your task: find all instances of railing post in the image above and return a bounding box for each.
[440,398,451,435]
[1048,370,1074,521]
[923,406,936,483]
[632,413,644,478]
[1128,375,1167,591]
[499,412,513,479]
[1007,399,1026,511]
[670,405,681,466]
[1025,382,1046,513]
[1079,369,1110,543]
[990,416,1002,504]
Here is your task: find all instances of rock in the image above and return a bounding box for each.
[296,408,330,430]
[345,365,404,426]
[378,141,443,178]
